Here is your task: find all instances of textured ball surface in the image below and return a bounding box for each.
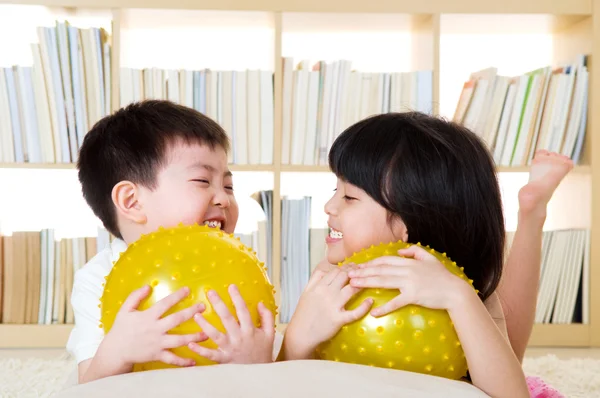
[316,241,473,380]
[100,224,277,372]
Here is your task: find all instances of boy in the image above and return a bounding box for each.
[67,100,279,384]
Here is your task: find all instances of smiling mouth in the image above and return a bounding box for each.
[204,220,223,229]
[326,227,343,244]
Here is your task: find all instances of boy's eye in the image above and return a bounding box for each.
[192,179,209,184]
[343,195,357,201]
[225,185,234,191]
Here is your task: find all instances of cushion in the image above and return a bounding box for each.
[55,360,489,398]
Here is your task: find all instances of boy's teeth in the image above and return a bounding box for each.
[204,220,222,229]
[329,228,343,239]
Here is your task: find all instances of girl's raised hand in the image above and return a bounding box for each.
[283,267,373,360]
[347,245,472,317]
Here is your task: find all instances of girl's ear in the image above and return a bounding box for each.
[112,181,147,225]
[391,216,409,242]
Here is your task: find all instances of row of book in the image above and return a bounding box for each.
[0,224,590,326]
[0,225,267,325]
[453,54,588,166]
[120,67,275,166]
[0,22,111,165]
[280,58,433,166]
[0,228,110,324]
[503,228,590,324]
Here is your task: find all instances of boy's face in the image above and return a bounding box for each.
[124,141,238,241]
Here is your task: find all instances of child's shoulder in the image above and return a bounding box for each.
[74,239,128,288]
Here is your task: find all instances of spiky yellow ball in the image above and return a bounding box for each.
[316,241,473,380]
[100,224,277,372]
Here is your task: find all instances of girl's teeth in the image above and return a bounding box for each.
[204,220,222,229]
[329,228,343,239]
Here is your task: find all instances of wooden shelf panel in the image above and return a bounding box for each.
[280,165,593,174]
[0,324,74,348]
[1,163,592,174]
[0,163,275,172]
[0,0,591,14]
[528,324,590,347]
[0,323,591,348]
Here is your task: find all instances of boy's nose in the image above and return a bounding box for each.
[213,191,231,208]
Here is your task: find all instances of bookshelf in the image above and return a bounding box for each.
[0,1,597,350]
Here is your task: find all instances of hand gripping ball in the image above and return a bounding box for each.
[316,241,475,380]
[100,224,278,372]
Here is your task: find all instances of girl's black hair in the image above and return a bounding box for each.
[329,112,505,301]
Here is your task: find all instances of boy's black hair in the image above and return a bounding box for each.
[329,112,505,301]
[77,100,230,240]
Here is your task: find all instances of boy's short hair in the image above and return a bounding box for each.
[77,100,230,239]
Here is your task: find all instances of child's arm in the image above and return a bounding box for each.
[187,284,276,364]
[78,286,207,384]
[349,246,529,398]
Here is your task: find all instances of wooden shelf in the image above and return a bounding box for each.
[280,165,593,174]
[0,0,591,14]
[0,324,74,348]
[0,0,597,351]
[0,163,275,172]
[0,323,586,348]
[528,324,590,347]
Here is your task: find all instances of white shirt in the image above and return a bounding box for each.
[66,238,283,364]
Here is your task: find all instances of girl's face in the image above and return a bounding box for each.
[324,178,408,265]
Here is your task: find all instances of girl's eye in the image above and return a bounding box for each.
[225,185,234,191]
[343,195,357,201]
[192,179,209,184]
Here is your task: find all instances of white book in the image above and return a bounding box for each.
[246,70,261,165]
[120,68,134,107]
[550,69,576,153]
[0,68,15,162]
[317,63,333,165]
[31,43,55,163]
[303,71,319,165]
[500,75,530,166]
[56,22,78,160]
[493,81,517,163]
[511,74,543,166]
[167,69,180,103]
[526,67,553,164]
[483,76,510,150]
[281,58,294,165]
[37,27,62,163]
[234,71,248,165]
[290,68,308,165]
[259,71,274,165]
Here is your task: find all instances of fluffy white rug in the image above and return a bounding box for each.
[523,355,600,397]
[1,354,598,397]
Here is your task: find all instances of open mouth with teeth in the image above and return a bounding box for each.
[329,228,343,239]
[204,220,223,229]
[326,227,343,244]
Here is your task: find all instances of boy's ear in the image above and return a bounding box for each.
[111,181,147,225]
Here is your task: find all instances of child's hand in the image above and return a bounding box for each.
[188,284,275,364]
[283,268,373,359]
[348,245,472,316]
[103,285,208,368]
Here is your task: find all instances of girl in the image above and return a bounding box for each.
[283,112,570,398]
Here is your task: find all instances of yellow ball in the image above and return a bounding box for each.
[100,224,277,372]
[316,241,473,380]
